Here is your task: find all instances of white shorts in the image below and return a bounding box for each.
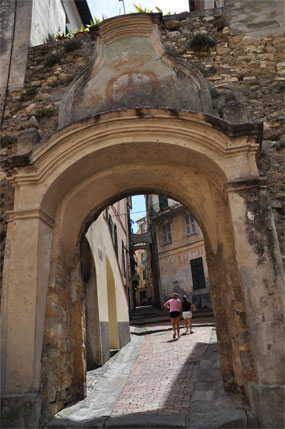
[182,311,192,319]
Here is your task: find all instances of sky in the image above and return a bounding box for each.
[130,195,146,233]
[87,0,189,20]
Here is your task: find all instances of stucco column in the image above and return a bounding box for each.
[225,177,284,428]
[1,209,53,427]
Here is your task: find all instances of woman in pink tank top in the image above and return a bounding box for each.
[163,293,182,339]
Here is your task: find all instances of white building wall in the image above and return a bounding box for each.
[62,0,85,33]
[30,0,66,46]
[30,0,86,46]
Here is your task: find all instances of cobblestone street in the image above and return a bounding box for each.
[50,322,253,428]
[112,327,211,416]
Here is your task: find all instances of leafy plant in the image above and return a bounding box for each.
[43,53,61,67]
[276,82,285,94]
[64,39,81,52]
[189,33,216,51]
[34,107,56,120]
[55,30,71,40]
[133,4,172,14]
[87,15,103,26]
[20,87,38,101]
[133,4,154,13]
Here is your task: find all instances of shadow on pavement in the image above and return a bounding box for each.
[48,330,256,428]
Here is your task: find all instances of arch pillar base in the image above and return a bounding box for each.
[248,383,285,429]
[1,393,42,429]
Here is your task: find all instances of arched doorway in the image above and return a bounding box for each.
[1,108,283,427]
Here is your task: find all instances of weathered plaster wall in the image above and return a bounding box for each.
[86,214,130,345]
[154,209,210,306]
[108,200,129,288]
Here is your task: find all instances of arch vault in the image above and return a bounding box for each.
[1,13,284,429]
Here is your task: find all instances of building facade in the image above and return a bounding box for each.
[133,216,152,306]
[147,195,211,308]
[84,202,131,370]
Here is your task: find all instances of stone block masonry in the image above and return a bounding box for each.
[160,8,284,260]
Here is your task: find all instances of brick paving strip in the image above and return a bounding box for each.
[112,327,211,416]
[49,327,212,428]
[49,326,251,428]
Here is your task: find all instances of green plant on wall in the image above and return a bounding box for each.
[55,30,71,40]
[189,33,216,51]
[43,53,61,67]
[19,87,38,101]
[133,4,172,15]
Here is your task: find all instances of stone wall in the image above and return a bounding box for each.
[0,3,284,420]
[0,36,93,293]
[160,6,284,259]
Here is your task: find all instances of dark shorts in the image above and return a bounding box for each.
[170,311,180,318]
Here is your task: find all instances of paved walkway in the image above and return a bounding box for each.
[112,327,211,417]
[49,325,256,428]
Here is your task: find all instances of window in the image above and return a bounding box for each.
[190,257,206,290]
[159,196,168,211]
[185,214,197,236]
[143,269,146,280]
[122,241,126,276]
[141,251,145,263]
[162,223,172,244]
[113,224,118,257]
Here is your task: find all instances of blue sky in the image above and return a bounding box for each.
[87,0,189,20]
[130,195,146,233]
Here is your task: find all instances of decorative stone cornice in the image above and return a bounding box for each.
[7,208,54,227]
[3,109,261,186]
[223,177,268,200]
[89,13,162,44]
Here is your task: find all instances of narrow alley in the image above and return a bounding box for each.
[49,313,253,429]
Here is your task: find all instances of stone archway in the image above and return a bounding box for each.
[1,108,284,427]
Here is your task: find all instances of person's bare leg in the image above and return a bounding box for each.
[171,318,176,338]
[176,317,180,338]
[189,317,193,333]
